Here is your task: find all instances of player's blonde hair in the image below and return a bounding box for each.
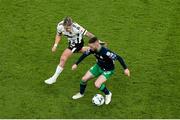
[63,16,73,26]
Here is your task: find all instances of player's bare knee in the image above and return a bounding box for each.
[60,56,67,63]
[82,76,88,82]
[60,57,65,62]
[94,82,101,89]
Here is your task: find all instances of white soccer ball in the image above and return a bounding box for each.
[92,94,104,106]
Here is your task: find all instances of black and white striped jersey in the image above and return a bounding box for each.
[57,21,87,46]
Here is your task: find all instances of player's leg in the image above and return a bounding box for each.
[72,70,94,99]
[52,48,73,79]
[45,48,73,84]
[59,48,73,68]
[95,75,110,95]
[95,70,114,104]
[95,75,112,105]
[72,64,101,99]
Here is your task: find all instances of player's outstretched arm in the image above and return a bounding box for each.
[72,50,91,70]
[52,34,62,52]
[116,55,130,77]
[105,50,130,77]
[85,31,95,38]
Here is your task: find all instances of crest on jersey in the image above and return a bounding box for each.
[106,51,116,59]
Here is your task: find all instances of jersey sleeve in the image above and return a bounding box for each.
[105,50,128,69]
[73,23,87,36]
[75,49,92,65]
[56,22,63,35]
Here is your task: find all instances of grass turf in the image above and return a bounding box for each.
[0,0,179,118]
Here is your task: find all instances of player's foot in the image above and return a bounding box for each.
[105,92,112,105]
[44,77,56,84]
[72,92,84,100]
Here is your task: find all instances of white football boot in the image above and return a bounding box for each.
[105,92,112,105]
[72,92,84,100]
[44,77,56,84]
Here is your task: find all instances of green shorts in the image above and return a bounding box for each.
[89,64,114,80]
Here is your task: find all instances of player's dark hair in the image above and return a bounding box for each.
[88,37,98,43]
[63,16,73,26]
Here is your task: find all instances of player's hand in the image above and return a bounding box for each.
[72,64,78,70]
[124,69,130,77]
[52,46,57,52]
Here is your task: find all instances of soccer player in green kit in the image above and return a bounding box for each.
[71,37,130,105]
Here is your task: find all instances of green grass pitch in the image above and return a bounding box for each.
[0,0,179,118]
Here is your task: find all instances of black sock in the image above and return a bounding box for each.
[99,84,110,95]
[102,87,110,95]
[80,80,87,95]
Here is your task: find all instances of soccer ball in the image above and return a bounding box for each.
[92,94,104,106]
